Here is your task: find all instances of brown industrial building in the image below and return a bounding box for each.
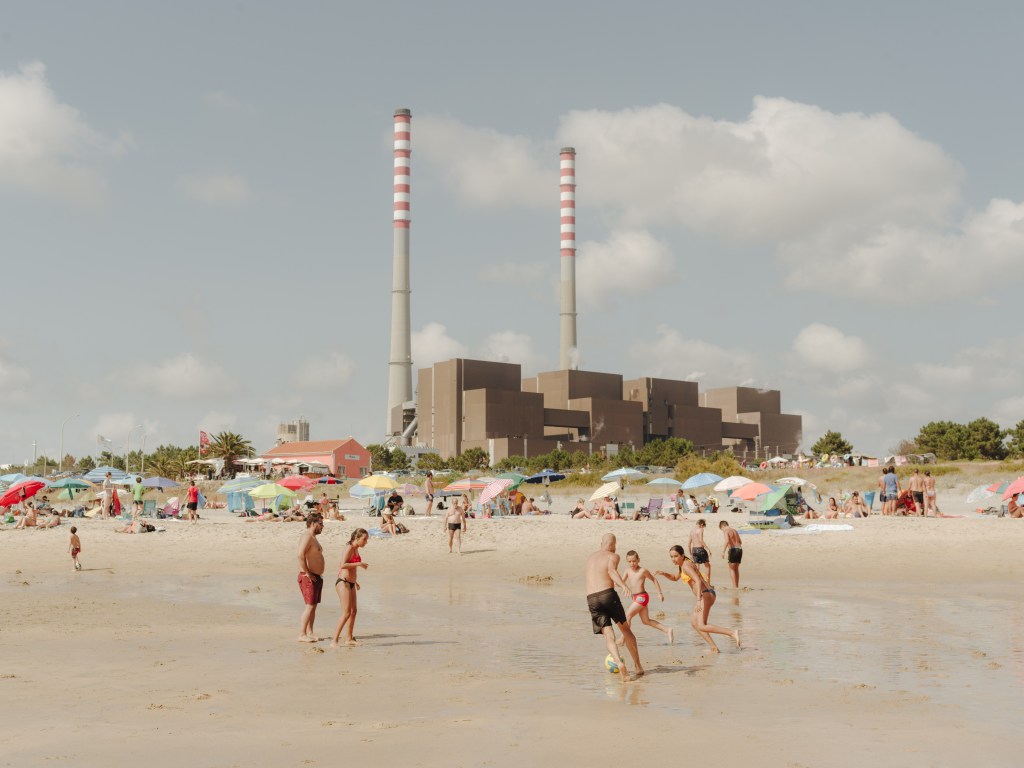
[415,358,802,463]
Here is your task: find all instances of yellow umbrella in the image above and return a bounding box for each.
[588,481,621,503]
[358,475,399,491]
[247,483,298,499]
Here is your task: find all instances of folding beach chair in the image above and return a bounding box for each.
[142,499,157,518]
[638,498,663,520]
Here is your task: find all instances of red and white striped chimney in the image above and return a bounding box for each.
[387,109,413,436]
[559,147,578,370]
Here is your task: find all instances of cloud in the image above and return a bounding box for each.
[197,411,238,434]
[119,353,237,398]
[0,61,113,207]
[178,172,251,207]
[476,330,546,373]
[792,323,869,373]
[412,322,467,368]
[416,115,550,208]
[577,230,675,309]
[629,325,758,387]
[291,352,356,391]
[91,413,161,450]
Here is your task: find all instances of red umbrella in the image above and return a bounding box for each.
[278,475,315,491]
[729,482,774,501]
[316,476,342,485]
[0,479,47,508]
[1001,477,1024,500]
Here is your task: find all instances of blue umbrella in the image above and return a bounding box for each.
[0,473,27,484]
[143,477,180,490]
[681,472,723,490]
[525,469,566,483]
[84,466,130,483]
[647,477,683,488]
[217,478,263,494]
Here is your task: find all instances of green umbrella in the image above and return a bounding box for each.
[48,478,93,501]
[496,472,527,489]
[759,486,792,512]
[247,483,298,499]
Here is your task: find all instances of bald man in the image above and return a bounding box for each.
[585,533,643,680]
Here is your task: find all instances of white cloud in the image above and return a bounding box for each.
[629,325,757,387]
[119,353,237,398]
[91,413,161,451]
[577,230,675,309]
[178,172,250,207]
[792,323,869,372]
[994,396,1024,426]
[0,61,112,207]
[476,330,545,373]
[196,411,238,434]
[915,363,974,387]
[412,322,467,368]
[291,352,356,391]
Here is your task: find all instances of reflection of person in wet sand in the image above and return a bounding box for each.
[332,528,369,648]
[585,533,642,682]
[618,550,673,644]
[657,545,740,653]
[296,512,325,643]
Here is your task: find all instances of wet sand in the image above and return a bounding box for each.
[2,506,1023,767]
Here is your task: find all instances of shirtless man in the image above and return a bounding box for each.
[297,512,325,642]
[846,491,869,518]
[688,519,711,583]
[585,533,642,681]
[908,470,926,517]
[445,500,467,554]
[424,472,435,516]
[923,471,937,516]
[719,520,743,588]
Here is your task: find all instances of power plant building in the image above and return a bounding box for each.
[416,359,802,463]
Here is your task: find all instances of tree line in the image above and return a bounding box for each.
[810,418,1024,461]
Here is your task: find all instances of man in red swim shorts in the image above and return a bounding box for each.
[297,512,325,643]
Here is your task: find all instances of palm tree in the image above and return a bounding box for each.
[206,432,253,476]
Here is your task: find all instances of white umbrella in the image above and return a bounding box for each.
[602,468,645,482]
[589,481,621,503]
[479,478,513,505]
[713,476,753,493]
[776,477,816,490]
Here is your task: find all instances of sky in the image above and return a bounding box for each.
[2,1,1023,465]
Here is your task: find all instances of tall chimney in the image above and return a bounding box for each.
[559,147,578,370]
[387,108,413,436]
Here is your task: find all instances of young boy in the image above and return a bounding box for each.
[688,519,711,583]
[618,550,674,644]
[69,526,82,571]
[720,520,743,588]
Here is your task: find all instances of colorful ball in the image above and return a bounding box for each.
[604,654,620,673]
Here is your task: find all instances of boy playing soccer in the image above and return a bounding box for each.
[619,550,674,644]
[69,526,82,571]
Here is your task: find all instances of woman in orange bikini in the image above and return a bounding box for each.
[656,545,740,653]
[331,528,369,648]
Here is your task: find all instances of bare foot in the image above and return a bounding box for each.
[297,635,317,643]
[330,641,339,648]
[344,639,362,647]
[667,627,675,644]
[732,630,741,649]
[634,667,645,678]
[619,670,632,683]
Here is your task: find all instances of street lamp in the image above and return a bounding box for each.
[127,424,144,474]
[140,433,148,474]
[59,414,79,473]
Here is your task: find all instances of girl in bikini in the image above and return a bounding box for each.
[618,550,673,644]
[331,528,369,648]
[657,545,740,653]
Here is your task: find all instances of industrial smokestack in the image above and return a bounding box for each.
[559,147,578,370]
[387,108,413,436]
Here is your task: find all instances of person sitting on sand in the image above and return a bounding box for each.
[14,504,37,529]
[820,498,839,519]
[380,508,399,535]
[846,492,869,518]
[522,497,549,515]
[37,510,62,529]
[569,498,586,517]
[1006,496,1022,518]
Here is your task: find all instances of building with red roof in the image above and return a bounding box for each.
[260,439,370,478]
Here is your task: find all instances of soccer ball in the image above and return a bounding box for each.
[604,654,620,673]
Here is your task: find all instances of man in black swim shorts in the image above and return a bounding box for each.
[585,533,642,680]
[719,520,744,588]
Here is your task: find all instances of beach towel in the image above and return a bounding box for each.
[367,528,392,538]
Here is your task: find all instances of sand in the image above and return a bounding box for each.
[2,485,1023,767]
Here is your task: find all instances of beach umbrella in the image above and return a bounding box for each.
[317,476,342,484]
[714,476,752,493]
[247,483,298,499]
[647,477,683,488]
[729,482,774,501]
[986,481,1010,494]
[396,483,423,496]
[0,472,28,484]
[217,478,262,494]
[588,481,621,503]
[525,469,566,484]
[0,478,47,507]
[142,477,180,490]
[479,478,514,505]
[758,486,791,512]
[965,485,997,504]
[602,468,645,483]
[350,485,385,499]
[358,475,399,491]
[278,475,316,491]
[48,477,93,490]
[776,477,815,489]
[681,472,724,490]
[1001,477,1024,500]
[84,466,130,484]
[444,476,497,492]
[496,472,527,489]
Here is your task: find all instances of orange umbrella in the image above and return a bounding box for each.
[729,482,774,501]
[1001,477,1024,500]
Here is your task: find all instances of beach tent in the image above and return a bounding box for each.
[84,466,131,484]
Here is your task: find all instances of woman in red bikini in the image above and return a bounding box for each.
[331,528,369,648]
[657,545,740,653]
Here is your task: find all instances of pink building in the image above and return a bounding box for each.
[261,439,370,478]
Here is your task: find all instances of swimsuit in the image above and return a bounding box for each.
[337,551,361,589]
[447,521,462,530]
[71,547,80,558]
[297,573,323,605]
[701,587,716,597]
[633,591,650,606]
[587,587,627,634]
[727,547,743,564]
[690,546,709,564]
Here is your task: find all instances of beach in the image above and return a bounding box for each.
[2,491,1024,767]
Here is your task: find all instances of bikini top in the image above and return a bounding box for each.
[679,566,692,585]
[346,551,362,564]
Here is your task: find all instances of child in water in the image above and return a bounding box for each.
[617,550,674,644]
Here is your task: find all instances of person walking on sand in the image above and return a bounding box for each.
[101,471,113,519]
[585,533,643,682]
[185,480,200,524]
[657,545,740,653]
[688,518,711,583]
[296,512,325,643]
[445,500,467,554]
[69,526,82,571]
[132,476,146,516]
[425,472,435,516]
[619,550,673,644]
[719,520,743,588]
[923,470,937,516]
[331,527,369,648]
[883,467,901,516]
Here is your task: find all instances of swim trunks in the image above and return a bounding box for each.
[71,547,80,558]
[298,573,323,605]
[425,494,434,502]
[633,591,650,606]
[690,546,709,564]
[912,491,924,506]
[587,587,627,634]
[186,502,198,511]
[727,547,743,564]
[448,522,462,531]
